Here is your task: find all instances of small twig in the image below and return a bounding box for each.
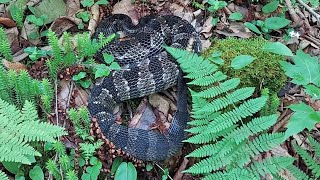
[296,0,320,21]
[284,0,302,26]
[54,79,59,126]
[155,163,174,180]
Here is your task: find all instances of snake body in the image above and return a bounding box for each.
[88,14,201,161]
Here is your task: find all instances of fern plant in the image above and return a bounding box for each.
[288,136,320,179]
[0,68,53,112]
[46,30,115,80]
[0,99,66,177]
[165,46,294,179]
[9,0,27,28]
[0,27,13,61]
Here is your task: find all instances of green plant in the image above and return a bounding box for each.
[72,71,91,88]
[0,99,66,178]
[260,88,280,116]
[68,107,92,141]
[206,37,287,93]
[0,68,53,112]
[289,136,320,179]
[114,162,137,180]
[165,46,294,178]
[24,46,49,62]
[26,14,48,27]
[46,30,116,80]
[9,0,27,28]
[0,27,13,61]
[207,0,227,13]
[244,17,291,36]
[265,46,320,139]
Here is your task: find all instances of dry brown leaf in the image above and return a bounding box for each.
[149,94,171,117]
[200,16,213,38]
[50,17,81,36]
[74,86,89,107]
[112,0,139,24]
[0,17,16,27]
[4,27,20,53]
[2,59,27,72]
[88,3,99,36]
[66,0,81,17]
[21,20,40,45]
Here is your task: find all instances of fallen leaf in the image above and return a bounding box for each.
[2,59,27,72]
[0,17,16,27]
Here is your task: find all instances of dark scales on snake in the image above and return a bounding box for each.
[88,14,201,161]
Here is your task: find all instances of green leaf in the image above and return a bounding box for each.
[89,156,99,165]
[280,49,320,86]
[15,176,26,180]
[264,17,291,30]
[262,42,293,56]
[79,79,91,89]
[111,157,123,175]
[146,163,153,171]
[262,0,279,13]
[96,0,109,5]
[72,72,87,81]
[81,0,94,7]
[2,161,21,174]
[229,12,243,21]
[109,62,121,70]
[211,17,219,26]
[94,64,110,78]
[103,53,115,64]
[284,103,320,139]
[162,168,169,180]
[81,173,90,180]
[231,55,255,69]
[305,84,320,100]
[27,15,45,26]
[114,162,137,180]
[44,142,53,151]
[76,11,91,22]
[29,166,44,180]
[244,22,261,34]
[0,0,11,3]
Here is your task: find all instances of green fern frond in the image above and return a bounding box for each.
[286,164,310,180]
[204,96,268,134]
[183,155,229,174]
[187,71,227,86]
[203,168,257,180]
[184,125,236,144]
[0,99,66,164]
[228,115,278,144]
[195,78,240,98]
[249,156,295,178]
[0,27,13,61]
[0,170,9,180]
[165,47,284,177]
[293,141,320,178]
[80,140,103,160]
[308,136,320,157]
[199,87,255,113]
[247,133,285,158]
[98,33,116,48]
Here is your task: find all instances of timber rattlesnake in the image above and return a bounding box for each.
[88,14,201,161]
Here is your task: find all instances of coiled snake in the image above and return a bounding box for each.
[88,14,201,161]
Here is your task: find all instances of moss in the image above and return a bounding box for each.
[204,37,287,93]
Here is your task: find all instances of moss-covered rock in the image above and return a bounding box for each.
[204,37,287,93]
